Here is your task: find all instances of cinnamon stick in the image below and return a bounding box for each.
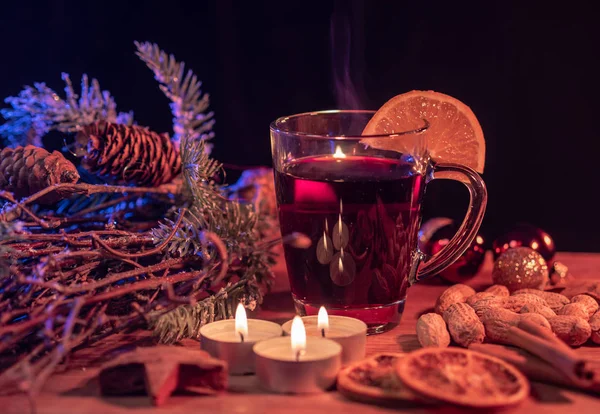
[470,343,600,394]
[469,343,572,387]
[517,319,596,384]
[517,319,573,353]
[505,324,595,385]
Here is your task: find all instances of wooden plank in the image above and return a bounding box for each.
[3,252,600,413]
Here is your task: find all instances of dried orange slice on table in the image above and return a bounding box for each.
[395,348,529,408]
[361,90,486,174]
[337,353,428,406]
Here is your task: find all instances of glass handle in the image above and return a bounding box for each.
[411,163,488,284]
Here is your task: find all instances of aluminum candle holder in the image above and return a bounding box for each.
[253,316,342,393]
[200,304,282,375]
[282,307,367,365]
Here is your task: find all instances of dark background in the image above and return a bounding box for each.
[1,1,598,251]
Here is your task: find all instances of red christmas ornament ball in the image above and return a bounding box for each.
[419,218,486,283]
[492,223,555,262]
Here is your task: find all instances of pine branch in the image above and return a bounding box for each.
[0,74,133,147]
[149,133,275,342]
[134,41,215,150]
[180,135,223,206]
[149,277,262,344]
[148,197,275,342]
[180,136,222,186]
[151,201,257,259]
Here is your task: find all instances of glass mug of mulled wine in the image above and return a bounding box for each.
[271,110,487,333]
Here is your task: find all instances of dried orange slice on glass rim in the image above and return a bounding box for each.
[395,347,529,408]
[360,90,485,174]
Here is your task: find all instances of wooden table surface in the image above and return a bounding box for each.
[3,252,600,413]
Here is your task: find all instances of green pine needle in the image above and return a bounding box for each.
[149,278,263,344]
[135,41,215,147]
[138,42,274,343]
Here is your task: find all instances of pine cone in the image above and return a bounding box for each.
[78,122,181,187]
[0,145,80,200]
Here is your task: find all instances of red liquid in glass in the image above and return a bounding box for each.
[275,155,425,331]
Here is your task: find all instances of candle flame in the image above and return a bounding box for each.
[333,145,346,159]
[323,231,328,250]
[235,303,248,341]
[318,306,329,335]
[291,315,307,358]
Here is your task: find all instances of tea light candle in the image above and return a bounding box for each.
[281,307,367,364]
[200,303,282,375]
[253,316,342,394]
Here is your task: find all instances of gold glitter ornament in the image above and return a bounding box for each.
[492,247,549,292]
